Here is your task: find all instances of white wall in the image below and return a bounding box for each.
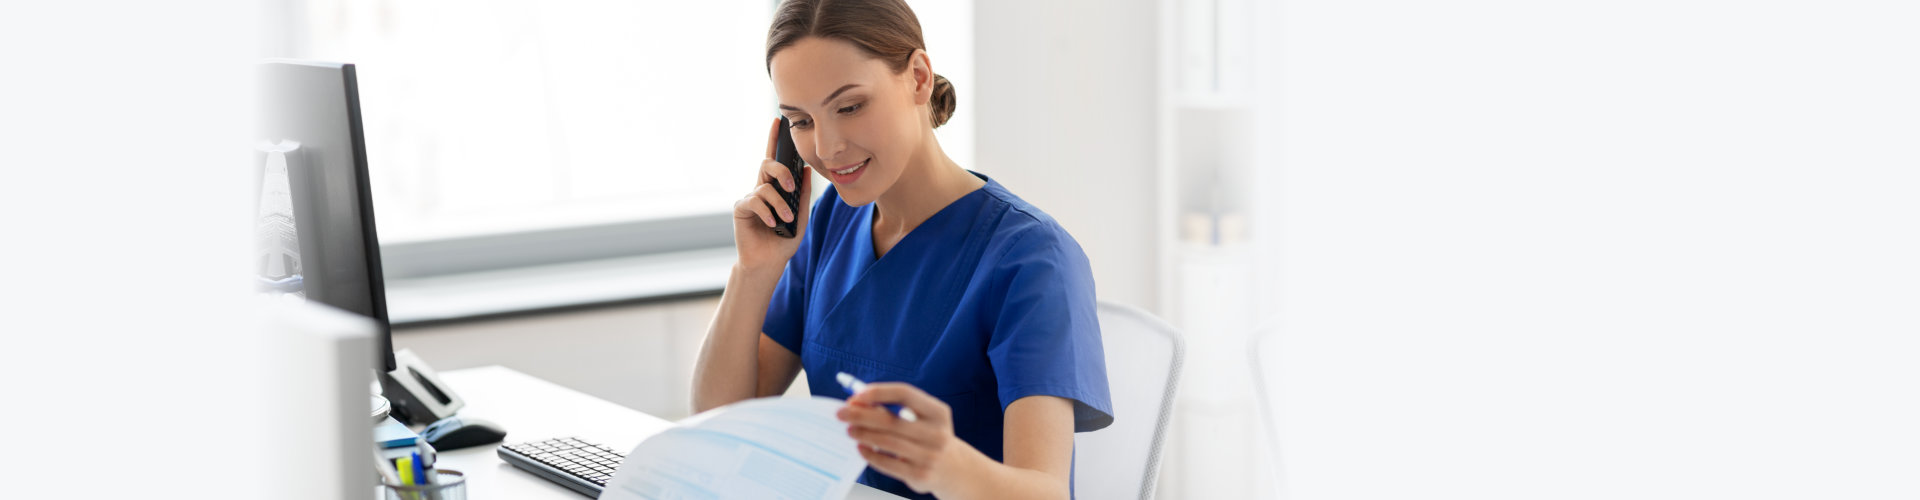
[972,0,1162,313]
[7,1,262,497]
[394,297,726,421]
[907,0,976,173]
[1260,1,1920,499]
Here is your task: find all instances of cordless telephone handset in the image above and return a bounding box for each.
[770,116,804,238]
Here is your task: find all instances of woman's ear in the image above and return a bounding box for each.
[908,49,934,106]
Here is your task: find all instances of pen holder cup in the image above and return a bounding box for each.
[381,469,466,500]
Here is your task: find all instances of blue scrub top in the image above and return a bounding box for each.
[762,172,1113,499]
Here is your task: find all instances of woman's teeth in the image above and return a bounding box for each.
[834,159,868,175]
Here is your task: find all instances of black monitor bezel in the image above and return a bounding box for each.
[336,62,399,374]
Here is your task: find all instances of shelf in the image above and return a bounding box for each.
[382,247,733,326]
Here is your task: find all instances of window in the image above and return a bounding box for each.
[285,0,974,251]
[295,0,780,244]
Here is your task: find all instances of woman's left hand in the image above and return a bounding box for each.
[838,382,986,495]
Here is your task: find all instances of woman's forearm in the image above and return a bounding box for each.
[938,447,1071,500]
[690,263,784,413]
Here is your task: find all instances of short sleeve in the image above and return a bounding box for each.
[987,227,1114,432]
[761,253,808,356]
[762,193,833,356]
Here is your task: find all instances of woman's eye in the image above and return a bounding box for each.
[838,103,863,114]
[791,118,813,129]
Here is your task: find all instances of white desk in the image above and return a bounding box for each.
[431,365,900,499]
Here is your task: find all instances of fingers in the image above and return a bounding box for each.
[760,159,797,193]
[850,382,951,423]
[840,383,957,495]
[795,165,813,218]
[738,156,803,233]
[765,117,781,160]
[857,443,910,469]
[733,180,792,228]
[848,425,931,460]
[748,183,793,224]
[856,444,930,494]
[755,182,794,223]
[838,402,917,438]
[733,192,777,228]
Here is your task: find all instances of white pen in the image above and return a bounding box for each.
[836,372,919,422]
[415,440,437,484]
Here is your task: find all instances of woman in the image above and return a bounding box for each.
[691,0,1111,498]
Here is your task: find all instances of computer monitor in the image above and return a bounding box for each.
[253,60,397,374]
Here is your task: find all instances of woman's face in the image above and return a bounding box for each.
[770,37,925,207]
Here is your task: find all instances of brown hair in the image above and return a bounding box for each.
[766,0,956,129]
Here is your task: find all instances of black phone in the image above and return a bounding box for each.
[770,116,804,238]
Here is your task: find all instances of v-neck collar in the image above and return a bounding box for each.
[858,172,993,265]
[850,203,878,267]
[840,172,990,288]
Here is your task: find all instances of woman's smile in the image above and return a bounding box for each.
[828,157,870,184]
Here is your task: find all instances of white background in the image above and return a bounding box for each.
[4,1,1916,499]
[1,0,263,496]
[1260,1,1920,498]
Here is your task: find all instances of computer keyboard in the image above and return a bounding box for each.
[497,437,624,497]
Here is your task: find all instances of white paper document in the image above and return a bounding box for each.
[599,396,868,500]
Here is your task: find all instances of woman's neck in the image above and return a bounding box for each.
[870,135,984,246]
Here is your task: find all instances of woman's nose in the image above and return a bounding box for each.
[812,124,845,163]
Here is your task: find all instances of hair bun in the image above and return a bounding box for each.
[929,73,956,128]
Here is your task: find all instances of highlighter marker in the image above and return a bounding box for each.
[373,448,402,486]
[396,455,415,486]
[835,372,919,422]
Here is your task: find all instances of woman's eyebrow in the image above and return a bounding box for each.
[779,84,862,111]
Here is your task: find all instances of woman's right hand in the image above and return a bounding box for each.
[733,117,814,276]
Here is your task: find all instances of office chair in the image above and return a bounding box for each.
[1073,302,1185,500]
[1248,322,1286,497]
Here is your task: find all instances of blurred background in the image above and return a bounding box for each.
[9,0,1918,498]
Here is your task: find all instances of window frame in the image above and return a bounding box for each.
[378,212,733,281]
[265,0,971,289]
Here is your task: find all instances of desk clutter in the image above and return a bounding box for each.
[374,417,466,499]
[378,467,466,500]
[374,416,419,448]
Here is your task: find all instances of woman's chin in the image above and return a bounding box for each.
[836,189,878,207]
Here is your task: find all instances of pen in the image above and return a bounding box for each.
[415,441,437,484]
[835,372,918,422]
[410,451,427,485]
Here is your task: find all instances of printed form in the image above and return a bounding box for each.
[600,397,869,500]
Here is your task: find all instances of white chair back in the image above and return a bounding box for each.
[1073,302,1185,500]
[1249,324,1286,497]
